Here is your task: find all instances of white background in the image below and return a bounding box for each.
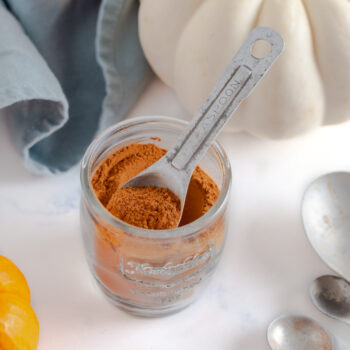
[1,78,350,349]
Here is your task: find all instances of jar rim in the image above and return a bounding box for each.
[80,116,232,239]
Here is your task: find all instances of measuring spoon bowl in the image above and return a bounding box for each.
[268,315,334,350]
[302,172,350,282]
[311,275,350,325]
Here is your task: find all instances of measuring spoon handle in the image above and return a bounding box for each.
[166,27,284,173]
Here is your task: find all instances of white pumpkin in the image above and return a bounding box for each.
[139,0,350,139]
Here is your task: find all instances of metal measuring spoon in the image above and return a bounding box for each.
[123,27,284,220]
[311,275,350,325]
[302,172,350,323]
[267,315,346,350]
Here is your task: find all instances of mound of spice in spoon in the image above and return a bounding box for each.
[91,143,219,229]
[107,186,181,229]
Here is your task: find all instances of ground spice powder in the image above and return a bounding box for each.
[91,143,219,229]
[107,186,181,229]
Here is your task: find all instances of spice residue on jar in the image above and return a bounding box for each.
[91,143,219,229]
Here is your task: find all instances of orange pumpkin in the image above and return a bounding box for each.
[0,257,31,302]
[0,256,39,350]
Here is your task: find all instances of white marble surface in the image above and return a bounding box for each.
[1,78,350,349]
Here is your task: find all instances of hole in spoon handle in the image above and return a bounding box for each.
[168,27,284,172]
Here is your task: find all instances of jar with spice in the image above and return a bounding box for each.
[80,116,231,316]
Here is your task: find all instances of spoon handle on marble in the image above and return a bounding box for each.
[166,27,284,173]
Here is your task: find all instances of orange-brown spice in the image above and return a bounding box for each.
[90,144,227,307]
[107,186,181,229]
[91,143,219,229]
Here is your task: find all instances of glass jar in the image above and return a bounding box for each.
[80,116,231,317]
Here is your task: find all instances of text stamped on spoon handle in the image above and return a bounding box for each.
[167,27,284,172]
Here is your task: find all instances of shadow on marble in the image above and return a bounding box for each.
[24,219,140,336]
[0,115,36,182]
[231,329,270,350]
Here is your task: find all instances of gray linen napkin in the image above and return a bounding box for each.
[0,0,152,174]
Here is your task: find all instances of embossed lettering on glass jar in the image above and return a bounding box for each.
[80,116,231,317]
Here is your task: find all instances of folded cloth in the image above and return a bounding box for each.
[0,0,152,174]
